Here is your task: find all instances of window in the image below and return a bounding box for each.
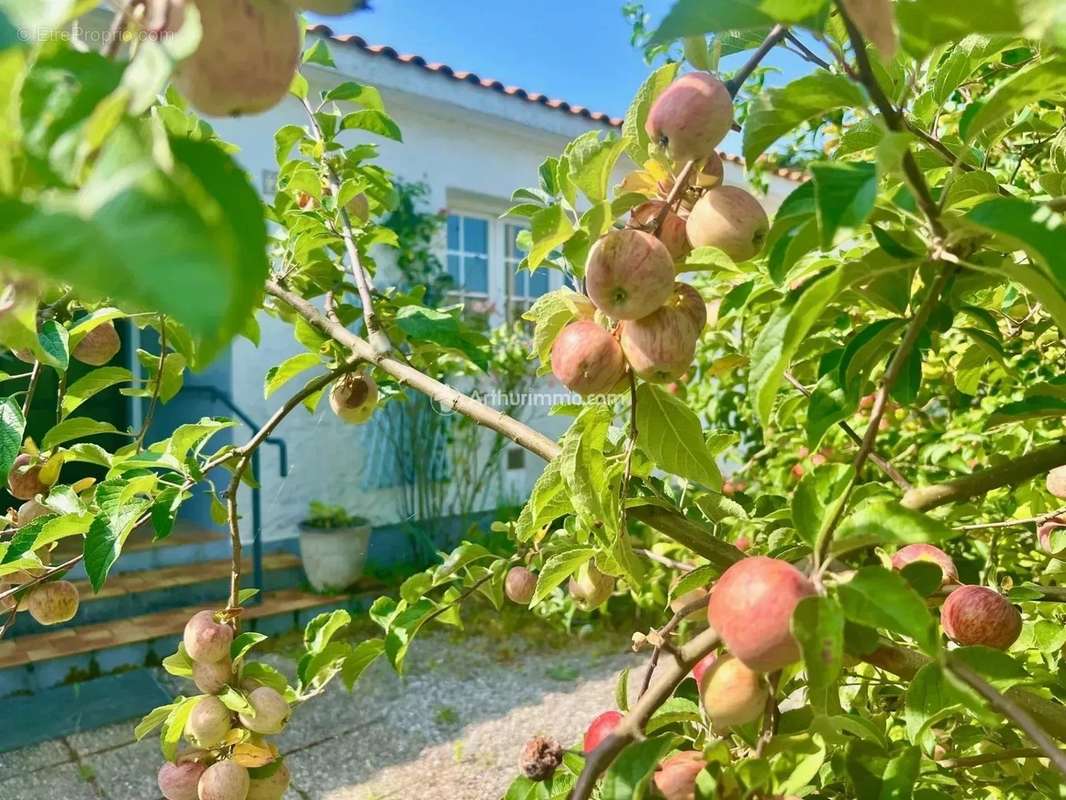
[445,213,555,319]
[446,214,490,304]
[504,222,550,320]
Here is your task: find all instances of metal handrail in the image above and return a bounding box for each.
[180,386,289,602]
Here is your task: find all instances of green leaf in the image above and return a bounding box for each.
[636,384,723,489]
[650,0,827,44]
[599,736,680,800]
[965,57,1066,142]
[394,306,488,370]
[988,395,1066,426]
[896,0,1024,55]
[749,264,867,427]
[791,463,853,547]
[37,319,69,370]
[837,566,939,655]
[522,288,586,373]
[645,697,702,733]
[304,609,352,654]
[810,162,877,248]
[83,501,150,592]
[622,62,680,163]
[240,662,289,694]
[743,73,866,166]
[965,198,1066,295]
[342,638,385,691]
[792,595,844,713]
[60,367,131,418]
[565,131,627,204]
[806,369,848,449]
[514,456,572,541]
[160,696,199,761]
[531,547,595,606]
[303,39,335,67]
[832,500,955,556]
[0,397,25,482]
[134,703,175,741]
[340,109,402,141]
[527,205,575,270]
[217,686,254,716]
[264,352,321,399]
[324,81,384,110]
[41,417,121,450]
[230,632,267,662]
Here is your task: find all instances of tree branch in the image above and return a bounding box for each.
[725,25,789,95]
[947,656,1066,778]
[637,594,710,699]
[902,441,1066,511]
[783,370,912,491]
[301,97,392,356]
[955,506,1066,531]
[569,626,720,800]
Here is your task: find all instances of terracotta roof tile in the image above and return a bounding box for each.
[307,25,805,183]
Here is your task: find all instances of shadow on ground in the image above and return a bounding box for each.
[0,627,646,800]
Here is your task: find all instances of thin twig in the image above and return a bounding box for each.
[725,25,789,95]
[637,549,696,573]
[135,315,167,450]
[21,362,40,418]
[955,507,1066,531]
[783,32,832,70]
[783,370,912,491]
[637,594,710,699]
[300,97,392,356]
[937,747,1046,769]
[948,657,1066,778]
[102,0,143,58]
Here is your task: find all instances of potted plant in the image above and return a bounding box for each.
[298,501,371,593]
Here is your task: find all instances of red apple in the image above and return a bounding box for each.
[7,454,55,501]
[585,229,675,321]
[504,567,537,605]
[694,152,725,188]
[700,653,768,730]
[653,751,705,800]
[583,710,623,753]
[691,651,718,686]
[1047,466,1066,500]
[940,585,1021,651]
[707,557,816,673]
[686,186,769,262]
[646,72,734,162]
[630,201,691,263]
[1038,516,1066,555]
[890,544,958,587]
[619,282,705,383]
[550,321,627,396]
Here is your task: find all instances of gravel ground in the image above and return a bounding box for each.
[0,628,643,800]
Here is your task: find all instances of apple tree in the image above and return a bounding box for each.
[1,1,1066,800]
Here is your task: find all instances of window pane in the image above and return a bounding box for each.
[447,215,461,250]
[463,217,488,255]
[506,224,527,259]
[465,255,488,293]
[513,269,528,298]
[529,268,550,297]
[447,254,461,283]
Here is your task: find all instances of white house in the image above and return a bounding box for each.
[146,25,804,543]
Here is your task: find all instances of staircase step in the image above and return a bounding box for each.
[7,553,306,638]
[0,585,382,697]
[0,669,171,754]
[58,522,234,579]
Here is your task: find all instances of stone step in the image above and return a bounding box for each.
[57,522,236,580]
[0,668,171,754]
[6,552,306,638]
[0,585,382,697]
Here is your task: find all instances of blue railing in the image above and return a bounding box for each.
[179,386,289,603]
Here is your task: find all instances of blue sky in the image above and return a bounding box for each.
[311,1,814,156]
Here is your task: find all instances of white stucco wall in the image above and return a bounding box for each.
[190,31,800,541]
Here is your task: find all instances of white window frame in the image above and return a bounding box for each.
[445,212,495,307]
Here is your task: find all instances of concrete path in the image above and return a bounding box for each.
[0,631,642,799]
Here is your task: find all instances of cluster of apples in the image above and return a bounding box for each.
[1037,465,1066,555]
[2,454,80,626]
[505,562,615,610]
[551,72,769,397]
[157,611,292,800]
[577,536,1032,799]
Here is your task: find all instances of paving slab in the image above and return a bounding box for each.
[0,761,100,800]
